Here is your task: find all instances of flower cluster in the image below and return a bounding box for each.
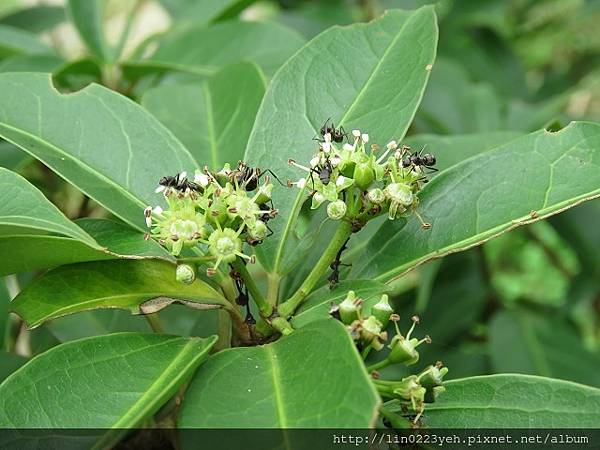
[144,165,277,276]
[331,290,448,423]
[289,129,432,228]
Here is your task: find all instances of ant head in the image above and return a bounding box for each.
[158,176,170,186]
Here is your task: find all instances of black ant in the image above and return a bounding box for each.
[158,172,202,194]
[401,146,438,173]
[230,266,256,327]
[232,161,283,192]
[315,118,347,143]
[306,156,334,189]
[328,237,351,288]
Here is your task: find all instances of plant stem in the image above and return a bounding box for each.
[231,257,272,318]
[366,358,390,373]
[145,313,164,333]
[215,310,231,350]
[378,405,412,429]
[266,272,280,306]
[278,220,353,318]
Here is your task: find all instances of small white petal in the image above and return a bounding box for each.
[179,171,187,179]
[314,192,325,202]
[155,185,166,193]
[343,143,355,152]
[297,178,307,189]
[330,156,341,166]
[336,176,346,186]
[387,140,398,150]
[195,173,209,186]
[145,217,152,227]
[352,129,361,137]
[153,206,163,215]
[362,133,369,143]
[310,156,320,167]
[324,133,332,143]
[322,142,331,153]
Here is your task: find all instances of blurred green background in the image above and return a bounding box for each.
[0,0,599,387]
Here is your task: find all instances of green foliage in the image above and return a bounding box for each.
[0,0,598,439]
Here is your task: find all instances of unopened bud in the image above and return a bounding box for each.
[327,200,347,220]
[176,264,196,284]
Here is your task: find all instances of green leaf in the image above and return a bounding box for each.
[489,310,600,388]
[47,309,150,342]
[0,73,198,231]
[52,57,103,92]
[0,351,26,383]
[0,24,53,58]
[0,279,9,350]
[245,7,438,273]
[0,140,31,170]
[0,53,63,72]
[0,236,114,277]
[404,131,523,176]
[0,5,66,33]
[180,319,380,427]
[11,259,228,329]
[425,374,600,427]
[142,62,266,168]
[75,218,173,260]
[123,20,305,79]
[159,0,256,27]
[352,122,600,282]
[0,167,97,244]
[0,332,216,444]
[66,0,110,61]
[291,279,390,328]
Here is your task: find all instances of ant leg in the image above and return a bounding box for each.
[265,224,274,237]
[425,166,438,173]
[261,169,285,186]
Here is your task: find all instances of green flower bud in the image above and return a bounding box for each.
[361,315,385,351]
[176,264,196,284]
[339,290,361,325]
[354,162,375,190]
[311,192,326,209]
[208,228,242,264]
[327,200,347,220]
[371,294,393,327]
[367,188,385,205]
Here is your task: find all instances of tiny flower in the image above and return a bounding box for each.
[360,315,386,351]
[176,264,196,284]
[153,206,163,215]
[310,156,321,168]
[362,133,369,143]
[330,156,341,166]
[207,228,246,272]
[387,140,398,150]
[194,170,209,187]
[311,192,326,209]
[247,220,268,243]
[384,182,414,219]
[327,200,347,220]
[352,129,361,138]
[343,143,355,152]
[387,315,431,365]
[367,188,385,205]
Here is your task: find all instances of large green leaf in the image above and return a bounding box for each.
[0,73,198,231]
[0,351,26,383]
[11,259,228,328]
[0,169,170,276]
[0,5,66,33]
[404,131,522,176]
[0,279,9,350]
[0,167,95,243]
[0,54,63,72]
[66,0,110,61]
[75,218,173,260]
[0,24,52,58]
[159,0,255,26]
[142,62,265,167]
[0,333,216,445]
[123,20,305,79]
[425,374,600,427]
[180,319,380,428]
[352,122,600,282]
[489,310,600,388]
[245,7,438,274]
